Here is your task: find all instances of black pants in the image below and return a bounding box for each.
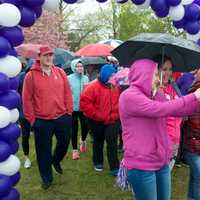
[33,114,72,183]
[19,118,31,156]
[71,111,88,149]
[89,119,120,171]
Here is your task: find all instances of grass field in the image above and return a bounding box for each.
[17,134,188,200]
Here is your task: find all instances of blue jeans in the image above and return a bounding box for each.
[127,165,171,200]
[184,151,200,200]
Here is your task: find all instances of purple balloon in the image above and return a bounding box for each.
[32,6,43,18]
[10,172,20,186]
[0,124,21,143]
[131,0,145,5]
[9,77,19,90]
[9,141,19,154]
[150,0,168,12]
[0,27,24,47]
[0,73,9,94]
[116,0,128,3]
[0,175,12,197]
[1,188,20,200]
[23,0,44,7]
[9,47,18,57]
[194,0,200,6]
[167,0,181,6]
[185,20,200,34]
[1,0,22,6]
[0,141,11,162]
[155,6,169,18]
[96,0,108,2]
[0,37,11,58]
[185,3,200,21]
[173,18,186,29]
[19,6,36,27]
[63,0,78,4]
[0,90,21,109]
[197,38,200,46]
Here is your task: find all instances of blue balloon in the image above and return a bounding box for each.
[19,6,36,27]
[155,6,169,18]
[0,27,24,47]
[23,0,44,7]
[10,172,20,186]
[185,20,200,34]
[167,0,181,6]
[63,0,78,4]
[131,0,145,5]
[0,175,12,197]
[0,124,21,143]
[173,18,186,29]
[150,0,168,12]
[0,90,21,109]
[197,38,200,46]
[1,0,23,6]
[194,0,200,6]
[0,73,9,94]
[9,47,18,57]
[185,3,200,21]
[32,6,42,18]
[96,0,108,2]
[1,188,20,200]
[0,37,11,58]
[116,0,129,3]
[0,141,12,162]
[9,77,19,90]
[9,141,19,154]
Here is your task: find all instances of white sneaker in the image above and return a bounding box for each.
[24,158,31,169]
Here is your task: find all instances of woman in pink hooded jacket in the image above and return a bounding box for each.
[119,59,200,200]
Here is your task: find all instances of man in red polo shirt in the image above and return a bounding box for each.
[22,46,73,189]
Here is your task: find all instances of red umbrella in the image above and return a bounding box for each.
[16,43,44,59]
[75,43,114,57]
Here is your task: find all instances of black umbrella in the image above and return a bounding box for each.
[112,33,200,72]
[80,56,106,65]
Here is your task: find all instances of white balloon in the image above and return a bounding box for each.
[10,108,19,123]
[136,0,151,9]
[0,3,21,27]
[0,56,22,78]
[0,106,11,129]
[181,0,194,5]
[169,4,185,21]
[43,0,59,12]
[186,32,200,41]
[0,155,20,176]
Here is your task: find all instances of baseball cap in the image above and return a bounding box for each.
[38,46,53,56]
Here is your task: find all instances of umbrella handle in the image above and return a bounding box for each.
[160,71,163,86]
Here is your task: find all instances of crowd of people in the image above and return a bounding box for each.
[17,45,200,200]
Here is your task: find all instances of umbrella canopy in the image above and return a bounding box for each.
[98,39,123,48]
[53,48,75,68]
[75,43,114,57]
[112,33,200,72]
[16,43,43,59]
[80,57,106,66]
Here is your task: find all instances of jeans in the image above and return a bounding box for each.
[184,151,200,200]
[127,165,171,200]
[33,114,72,183]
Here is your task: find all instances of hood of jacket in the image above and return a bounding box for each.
[128,59,157,97]
[70,58,82,73]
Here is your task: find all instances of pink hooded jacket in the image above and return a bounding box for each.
[119,59,200,171]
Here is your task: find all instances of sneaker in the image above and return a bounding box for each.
[109,169,119,176]
[52,163,63,175]
[72,150,80,160]
[80,141,87,153]
[41,182,52,190]
[24,158,31,169]
[94,164,103,172]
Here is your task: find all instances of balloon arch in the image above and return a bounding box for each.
[0,0,200,199]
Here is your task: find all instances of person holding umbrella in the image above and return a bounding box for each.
[68,59,89,160]
[119,58,200,200]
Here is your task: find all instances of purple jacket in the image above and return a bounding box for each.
[119,59,200,171]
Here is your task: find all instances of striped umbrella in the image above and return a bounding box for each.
[98,39,123,48]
